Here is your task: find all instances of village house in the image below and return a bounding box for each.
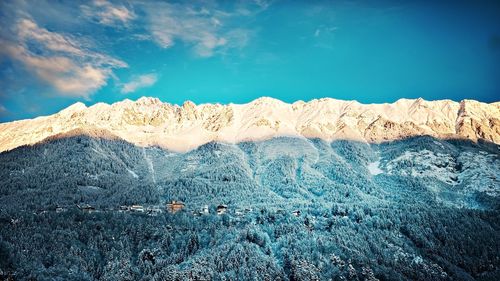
[130,205,145,212]
[77,204,96,213]
[217,204,228,215]
[35,210,48,215]
[166,201,185,213]
[194,205,210,216]
[146,207,162,216]
[10,218,19,226]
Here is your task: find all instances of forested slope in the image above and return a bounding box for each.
[0,135,499,280]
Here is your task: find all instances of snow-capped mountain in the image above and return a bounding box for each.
[1,101,499,280]
[0,97,499,152]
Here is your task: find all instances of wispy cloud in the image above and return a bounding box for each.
[144,2,256,57]
[253,0,272,10]
[146,3,227,57]
[81,0,136,26]
[0,0,271,106]
[0,18,127,98]
[121,73,158,94]
[314,26,337,38]
[0,105,7,116]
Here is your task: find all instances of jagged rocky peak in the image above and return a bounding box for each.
[182,100,196,108]
[136,96,162,105]
[0,97,498,152]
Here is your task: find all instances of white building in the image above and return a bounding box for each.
[217,204,228,215]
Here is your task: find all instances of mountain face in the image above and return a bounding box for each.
[1,135,498,211]
[0,97,499,152]
[0,97,499,280]
[1,134,499,280]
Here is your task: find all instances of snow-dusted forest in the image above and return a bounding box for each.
[0,135,499,280]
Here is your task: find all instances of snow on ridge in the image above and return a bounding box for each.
[367,161,383,176]
[0,97,499,153]
[385,150,459,185]
[127,169,139,179]
[380,148,499,196]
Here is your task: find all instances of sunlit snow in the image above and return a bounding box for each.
[127,169,139,178]
[367,161,383,175]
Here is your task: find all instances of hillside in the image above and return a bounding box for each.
[0,135,499,280]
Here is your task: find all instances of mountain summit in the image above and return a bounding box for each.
[0,97,499,152]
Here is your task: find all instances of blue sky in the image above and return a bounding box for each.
[0,0,499,122]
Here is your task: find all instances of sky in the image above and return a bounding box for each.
[0,0,499,122]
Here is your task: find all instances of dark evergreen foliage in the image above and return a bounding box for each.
[0,136,498,280]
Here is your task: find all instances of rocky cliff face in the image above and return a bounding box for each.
[0,97,499,152]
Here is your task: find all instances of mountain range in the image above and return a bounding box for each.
[0,97,499,280]
[1,97,499,152]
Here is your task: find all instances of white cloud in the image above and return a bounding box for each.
[316,26,338,36]
[253,0,272,10]
[81,0,136,26]
[0,18,127,98]
[147,3,225,57]
[17,19,83,55]
[145,2,252,57]
[121,73,158,94]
